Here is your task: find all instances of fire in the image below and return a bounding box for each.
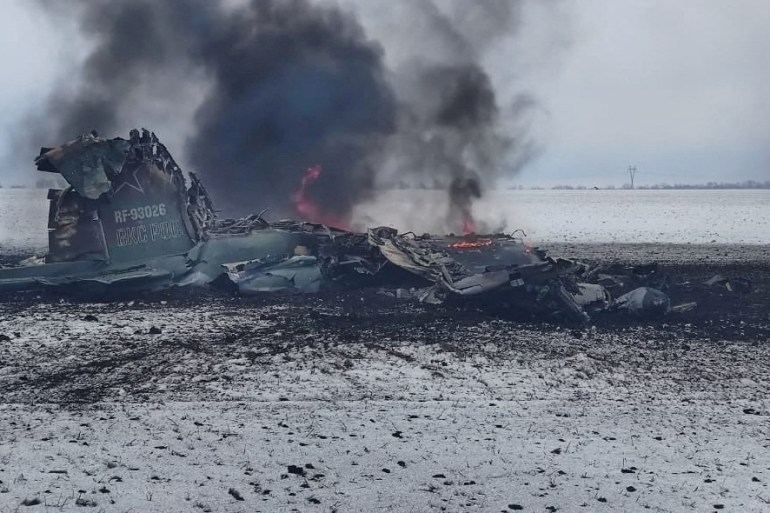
[462,218,475,235]
[291,165,349,229]
[449,176,481,235]
[450,239,493,249]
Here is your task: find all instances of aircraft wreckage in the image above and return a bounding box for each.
[0,129,681,322]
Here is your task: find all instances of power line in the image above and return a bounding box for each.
[628,165,637,189]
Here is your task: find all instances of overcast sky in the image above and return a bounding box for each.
[1,0,768,187]
[520,0,770,187]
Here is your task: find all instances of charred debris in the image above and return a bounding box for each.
[0,129,704,322]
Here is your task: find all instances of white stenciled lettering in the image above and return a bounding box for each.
[150,220,184,241]
[115,226,149,246]
[112,203,168,225]
[114,220,183,247]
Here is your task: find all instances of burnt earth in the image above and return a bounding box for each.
[0,243,768,404]
[0,243,769,512]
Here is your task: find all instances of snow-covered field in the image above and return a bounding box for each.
[0,189,49,253]
[1,288,769,512]
[354,189,770,245]
[1,188,769,254]
[1,188,769,512]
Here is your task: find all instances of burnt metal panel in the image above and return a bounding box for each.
[35,134,130,199]
[46,189,108,263]
[98,161,195,264]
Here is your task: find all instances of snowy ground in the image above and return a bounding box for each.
[1,185,769,511]
[354,189,770,245]
[1,244,769,512]
[2,189,769,254]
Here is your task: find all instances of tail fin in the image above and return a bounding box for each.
[37,129,210,265]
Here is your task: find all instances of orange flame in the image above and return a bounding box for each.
[291,165,349,229]
[462,218,475,235]
[450,239,493,249]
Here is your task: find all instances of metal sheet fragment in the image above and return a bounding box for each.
[613,287,670,316]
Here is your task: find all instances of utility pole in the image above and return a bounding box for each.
[628,165,637,189]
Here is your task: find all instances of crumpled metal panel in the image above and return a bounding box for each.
[369,228,592,321]
[450,270,512,295]
[36,133,130,200]
[613,287,670,316]
[232,256,323,294]
[369,230,472,287]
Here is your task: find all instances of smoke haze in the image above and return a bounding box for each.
[20,0,565,227]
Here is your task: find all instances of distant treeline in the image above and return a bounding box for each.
[0,177,69,189]
[538,180,770,190]
[380,179,770,191]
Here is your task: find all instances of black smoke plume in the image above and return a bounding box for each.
[28,0,543,227]
[448,175,482,234]
[370,0,542,232]
[187,1,395,220]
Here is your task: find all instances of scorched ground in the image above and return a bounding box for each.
[0,243,769,512]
